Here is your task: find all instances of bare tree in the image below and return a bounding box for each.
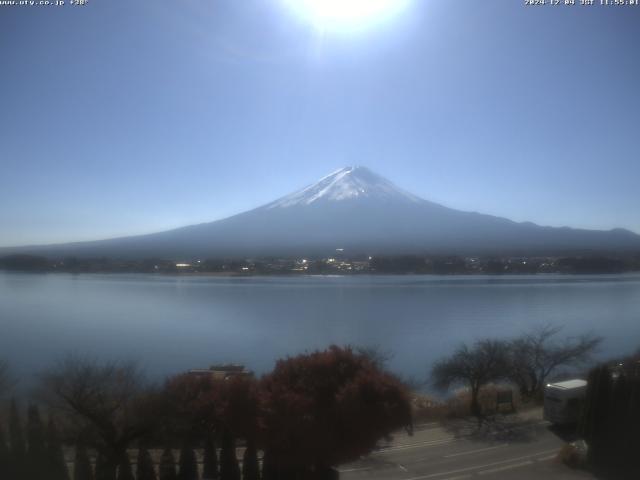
[354,345,395,370]
[431,339,510,416]
[508,325,602,400]
[355,345,422,391]
[38,356,160,480]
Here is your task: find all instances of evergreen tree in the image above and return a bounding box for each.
[136,447,157,480]
[581,366,613,467]
[46,417,69,480]
[260,451,276,480]
[159,449,177,480]
[201,436,218,480]
[26,404,47,480]
[178,445,198,480]
[580,358,640,479]
[627,378,640,479]
[9,399,26,480]
[241,440,259,480]
[610,373,631,470]
[95,453,115,480]
[116,452,134,480]
[0,423,10,480]
[219,430,240,480]
[74,444,94,480]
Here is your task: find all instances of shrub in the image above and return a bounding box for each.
[260,345,412,475]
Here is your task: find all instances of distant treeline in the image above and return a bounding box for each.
[1,253,640,275]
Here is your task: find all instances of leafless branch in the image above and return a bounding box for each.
[37,355,159,471]
[355,345,395,370]
[507,325,602,399]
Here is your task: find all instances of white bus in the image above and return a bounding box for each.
[543,379,587,425]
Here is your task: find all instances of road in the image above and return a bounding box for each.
[339,410,593,480]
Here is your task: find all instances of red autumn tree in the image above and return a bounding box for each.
[260,345,412,479]
[164,373,259,480]
[215,376,260,441]
[163,372,260,439]
[162,373,220,440]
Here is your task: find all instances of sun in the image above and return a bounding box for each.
[282,0,410,31]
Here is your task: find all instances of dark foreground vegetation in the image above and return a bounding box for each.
[579,350,640,479]
[0,328,637,479]
[0,347,411,480]
[429,330,640,479]
[1,253,640,275]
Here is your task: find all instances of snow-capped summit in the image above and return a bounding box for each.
[266,166,422,208]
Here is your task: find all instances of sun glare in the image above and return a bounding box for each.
[282,0,410,31]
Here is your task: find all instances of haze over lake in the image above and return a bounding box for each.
[2,272,639,386]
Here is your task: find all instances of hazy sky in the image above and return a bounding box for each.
[1,0,639,247]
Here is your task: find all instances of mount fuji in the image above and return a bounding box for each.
[4,166,640,259]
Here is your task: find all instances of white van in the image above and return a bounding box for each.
[543,379,587,425]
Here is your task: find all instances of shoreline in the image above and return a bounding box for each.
[1,269,640,278]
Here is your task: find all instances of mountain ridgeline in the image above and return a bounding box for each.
[3,166,640,260]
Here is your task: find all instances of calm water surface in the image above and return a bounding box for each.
[1,272,639,384]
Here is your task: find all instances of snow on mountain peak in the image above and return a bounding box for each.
[266,166,423,209]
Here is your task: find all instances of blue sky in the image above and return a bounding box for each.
[1,0,639,247]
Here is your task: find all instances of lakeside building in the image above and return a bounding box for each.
[188,363,254,380]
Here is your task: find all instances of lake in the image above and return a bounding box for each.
[1,272,639,387]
